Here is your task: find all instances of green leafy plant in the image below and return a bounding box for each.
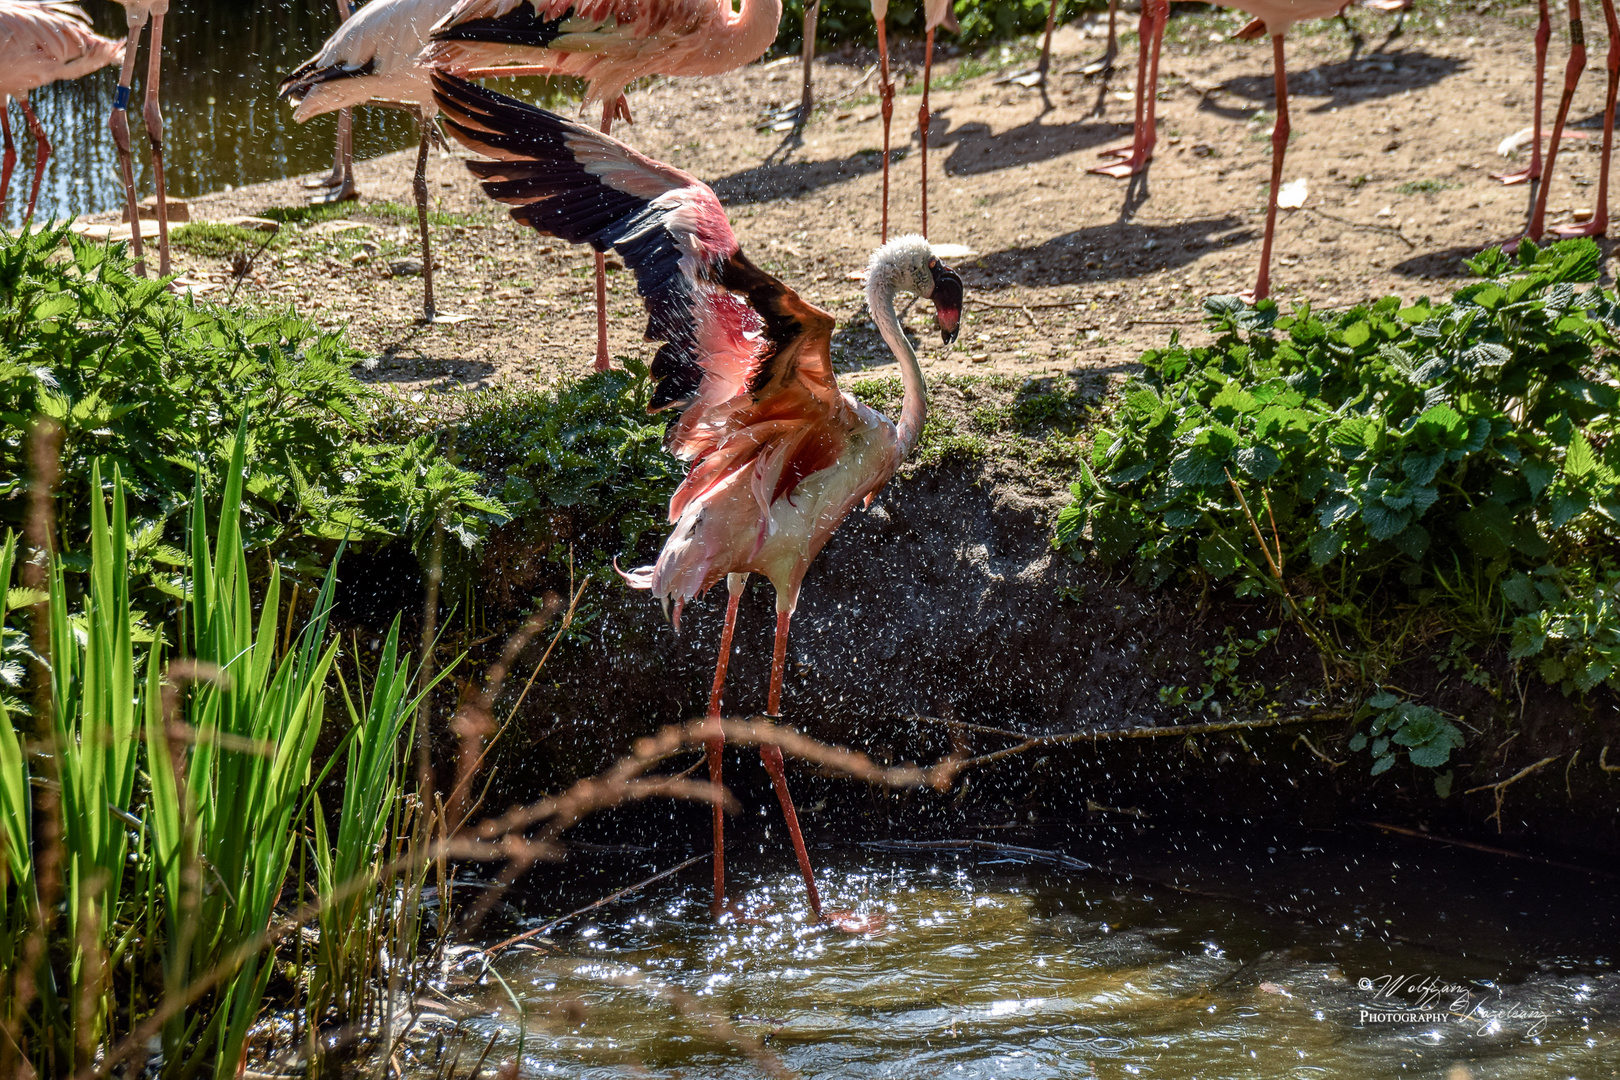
[778,0,1069,52]
[1505,565,1620,693]
[1349,690,1465,790]
[1157,626,1279,716]
[1057,239,1620,676]
[0,224,501,604]
[453,363,682,584]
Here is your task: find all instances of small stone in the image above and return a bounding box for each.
[387,258,423,277]
[220,215,280,233]
[1573,207,1595,222]
[126,196,189,223]
[351,252,371,266]
[970,352,990,363]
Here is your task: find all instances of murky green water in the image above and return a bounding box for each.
[425,826,1620,1078]
[6,1,578,229]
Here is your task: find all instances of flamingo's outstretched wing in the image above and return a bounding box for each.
[432,72,847,516]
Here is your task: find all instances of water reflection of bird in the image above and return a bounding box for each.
[430,72,962,931]
[425,0,782,371]
[1094,0,1378,300]
[280,0,462,323]
[0,1,122,225]
[304,0,361,204]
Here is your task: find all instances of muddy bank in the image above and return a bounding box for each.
[416,452,1620,866]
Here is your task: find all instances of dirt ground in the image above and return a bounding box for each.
[118,2,1608,392]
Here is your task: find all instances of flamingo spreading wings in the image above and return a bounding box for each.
[0,0,124,223]
[426,0,782,371]
[431,71,963,929]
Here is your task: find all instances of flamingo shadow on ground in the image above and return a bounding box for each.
[1392,237,1616,281]
[964,216,1251,287]
[710,152,886,205]
[933,113,1129,177]
[1195,49,1465,121]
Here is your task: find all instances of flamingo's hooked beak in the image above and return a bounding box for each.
[929,258,963,345]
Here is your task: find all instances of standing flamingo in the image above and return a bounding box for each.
[1093,0,1374,300]
[108,0,172,278]
[1492,0,1619,239]
[0,1,122,224]
[425,0,782,372]
[304,0,361,203]
[280,0,460,323]
[431,72,963,928]
[915,0,959,239]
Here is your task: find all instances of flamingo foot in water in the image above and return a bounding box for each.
[823,910,888,934]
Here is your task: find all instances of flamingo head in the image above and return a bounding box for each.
[928,257,963,345]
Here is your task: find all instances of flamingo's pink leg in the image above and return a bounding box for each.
[110,11,146,276]
[1496,0,1551,186]
[1090,0,1165,177]
[705,579,745,917]
[877,17,893,244]
[592,102,614,370]
[799,0,819,124]
[1,104,15,211]
[1246,34,1291,303]
[1529,0,1589,239]
[760,608,828,921]
[1556,0,1620,236]
[18,100,48,224]
[920,26,935,239]
[144,9,171,276]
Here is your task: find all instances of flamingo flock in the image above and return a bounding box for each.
[2,0,1615,929]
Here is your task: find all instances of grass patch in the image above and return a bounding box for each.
[170,221,280,258]
[1396,178,1461,195]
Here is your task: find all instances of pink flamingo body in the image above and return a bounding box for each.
[431,72,963,927]
[427,0,781,371]
[281,0,463,323]
[0,1,123,224]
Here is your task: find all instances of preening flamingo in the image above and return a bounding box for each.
[430,72,963,928]
[304,0,361,203]
[425,0,782,372]
[1492,0,1619,239]
[0,1,122,224]
[280,0,460,323]
[107,0,172,277]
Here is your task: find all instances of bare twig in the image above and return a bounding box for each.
[1463,755,1560,833]
[1601,745,1620,774]
[1365,821,1618,878]
[1302,205,1417,249]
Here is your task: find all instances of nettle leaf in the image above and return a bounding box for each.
[1169,447,1230,488]
[1401,450,1445,485]
[1210,381,1260,416]
[1309,527,1344,566]
[1565,430,1598,478]
[1361,501,1412,541]
[1392,523,1431,559]
[1235,444,1281,480]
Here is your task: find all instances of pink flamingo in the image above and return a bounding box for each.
[426,0,783,372]
[304,0,361,203]
[0,1,123,224]
[1493,0,1620,240]
[280,0,463,323]
[107,0,172,278]
[1093,0,1380,300]
[431,72,962,928]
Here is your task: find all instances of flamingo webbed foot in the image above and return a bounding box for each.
[1491,163,1538,186]
[1552,216,1607,237]
[307,180,360,205]
[1089,150,1152,178]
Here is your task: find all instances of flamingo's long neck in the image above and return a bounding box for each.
[866,262,928,458]
[707,0,784,76]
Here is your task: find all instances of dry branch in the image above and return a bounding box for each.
[1464,755,1561,833]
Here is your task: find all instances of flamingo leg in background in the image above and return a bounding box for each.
[17,100,48,223]
[705,574,747,916]
[413,112,437,322]
[1,104,14,211]
[799,0,819,126]
[920,27,935,238]
[1247,33,1291,302]
[309,0,359,197]
[591,101,614,369]
[1528,0,1588,239]
[877,17,893,243]
[1495,0,1550,187]
[1090,0,1165,177]
[143,5,171,276]
[1556,0,1620,236]
[110,11,147,276]
[1037,0,1061,85]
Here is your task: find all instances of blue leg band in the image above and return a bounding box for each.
[113,85,131,111]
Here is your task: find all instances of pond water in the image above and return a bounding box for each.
[428,824,1620,1078]
[4,1,577,230]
